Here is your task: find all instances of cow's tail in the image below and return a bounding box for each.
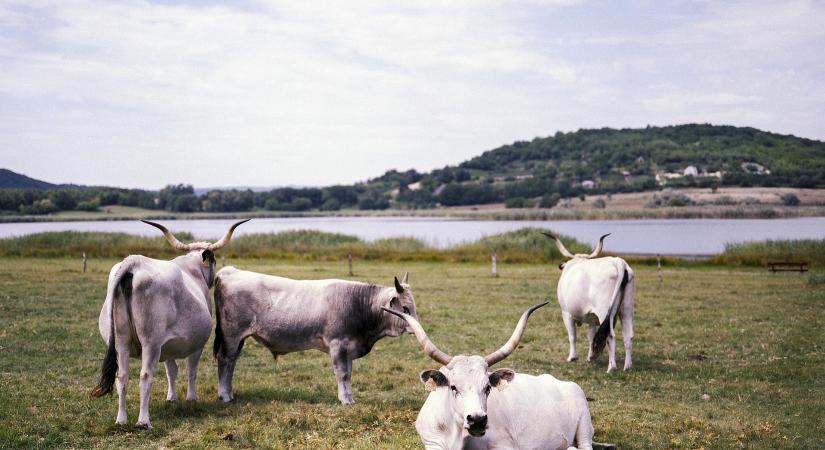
[91,263,134,397]
[591,261,628,359]
[213,275,226,359]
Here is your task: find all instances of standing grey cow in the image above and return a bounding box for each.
[213,269,418,404]
[382,304,615,450]
[543,232,635,372]
[91,219,248,429]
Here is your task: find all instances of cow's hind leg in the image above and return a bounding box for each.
[136,346,161,429]
[216,337,245,403]
[114,344,130,425]
[329,343,355,404]
[185,348,203,401]
[620,281,635,371]
[606,327,617,373]
[164,359,178,402]
[586,324,598,362]
[562,311,578,362]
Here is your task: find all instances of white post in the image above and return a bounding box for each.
[221,255,226,268]
[491,253,498,278]
[82,252,87,273]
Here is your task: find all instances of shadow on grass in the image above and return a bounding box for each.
[223,386,340,405]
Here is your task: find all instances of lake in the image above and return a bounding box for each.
[2,216,823,256]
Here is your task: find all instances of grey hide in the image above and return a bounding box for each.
[213,267,417,404]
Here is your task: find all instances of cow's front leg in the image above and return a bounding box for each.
[137,346,161,429]
[606,331,617,373]
[164,359,178,402]
[329,344,355,404]
[562,311,578,362]
[185,348,203,401]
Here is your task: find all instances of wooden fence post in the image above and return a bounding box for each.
[82,252,87,273]
[657,254,663,284]
[348,253,353,276]
[491,253,498,278]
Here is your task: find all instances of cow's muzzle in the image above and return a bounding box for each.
[466,414,488,437]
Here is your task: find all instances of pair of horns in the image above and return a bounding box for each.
[541,232,610,259]
[141,219,250,251]
[382,302,547,366]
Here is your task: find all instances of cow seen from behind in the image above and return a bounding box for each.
[543,232,635,372]
[91,219,249,429]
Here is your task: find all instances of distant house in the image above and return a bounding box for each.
[683,166,699,177]
[581,180,595,189]
[741,162,770,175]
[406,182,422,191]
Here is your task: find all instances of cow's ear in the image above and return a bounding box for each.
[394,276,404,294]
[201,249,216,267]
[420,369,448,391]
[489,368,515,391]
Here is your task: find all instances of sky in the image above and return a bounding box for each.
[1,0,824,190]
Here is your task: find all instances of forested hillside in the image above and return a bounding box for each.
[3,124,824,215]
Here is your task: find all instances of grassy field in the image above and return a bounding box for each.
[0,257,823,449]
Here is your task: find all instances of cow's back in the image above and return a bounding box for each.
[215,267,370,353]
[486,373,586,449]
[557,256,625,324]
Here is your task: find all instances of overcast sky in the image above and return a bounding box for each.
[1,0,823,190]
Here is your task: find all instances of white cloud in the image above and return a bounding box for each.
[0,0,822,188]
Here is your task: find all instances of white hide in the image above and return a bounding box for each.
[97,252,214,428]
[416,364,596,450]
[557,256,635,372]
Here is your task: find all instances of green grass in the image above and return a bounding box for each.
[712,239,825,266]
[0,228,590,263]
[0,258,823,448]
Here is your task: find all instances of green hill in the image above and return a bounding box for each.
[3,124,825,215]
[375,124,825,207]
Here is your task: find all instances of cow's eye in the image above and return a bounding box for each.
[450,385,458,395]
[403,306,410,314]
[484,385,492,395]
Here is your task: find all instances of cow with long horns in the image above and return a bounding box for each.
[543,232,635,372]
[383,304,615,450]
[91,219,249,429]
[212,270,418,404]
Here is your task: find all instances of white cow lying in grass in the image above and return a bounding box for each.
[383,303,615,450]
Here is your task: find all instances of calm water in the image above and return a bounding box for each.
[1,216,823,255]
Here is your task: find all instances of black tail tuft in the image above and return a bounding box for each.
[590,269,628,360]
[91,272,132,397]
[213,277,225,359]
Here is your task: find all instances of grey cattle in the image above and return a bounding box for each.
[543,232,635,372]
[91,219,248,429]
[213,268,417,404]
[383,304,615,450]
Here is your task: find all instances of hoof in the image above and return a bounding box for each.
[166,398,177,403]
[340,398,356,405]
[115,420,128,426]
[566,357,578,363]
[135,422,151,430]
[219,396,234,403]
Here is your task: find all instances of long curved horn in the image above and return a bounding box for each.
[208,219,251,250]
[587,233,611,258]
[141,220,193,251]
[540,232,575,259]
[381,307,452,366]
[484,302,548,366]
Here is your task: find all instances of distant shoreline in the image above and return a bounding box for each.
[3,204,825,223]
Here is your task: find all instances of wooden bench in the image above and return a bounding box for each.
[767,262,808,273]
